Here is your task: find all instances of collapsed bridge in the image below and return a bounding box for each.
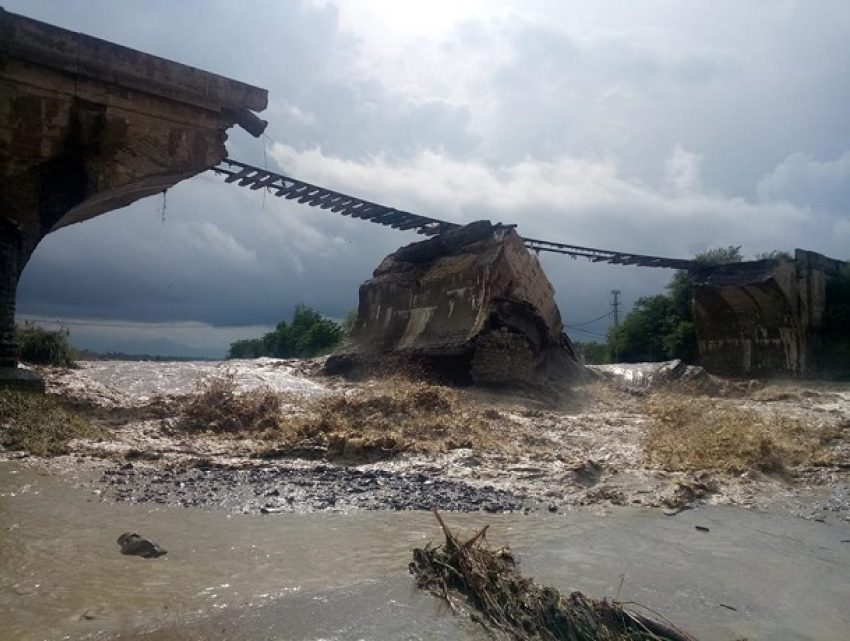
[214,159,698,270]
[1,8,845,391]
[214,159,849,380]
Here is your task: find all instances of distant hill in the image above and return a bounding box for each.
[73,336,224,361]
[77,349,218,362]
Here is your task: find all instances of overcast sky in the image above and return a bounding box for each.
[9,0,850,357]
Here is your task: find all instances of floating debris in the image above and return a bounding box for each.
[410,510,696,641]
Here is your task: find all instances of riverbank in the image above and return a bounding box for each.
[3,359,849,521]
[2,359,850,640]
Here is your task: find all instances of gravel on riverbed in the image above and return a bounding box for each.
[98,462,535,514]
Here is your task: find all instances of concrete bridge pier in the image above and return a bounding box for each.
[0,220,41,388]
[0,220,21,364]
[0,9,267,389]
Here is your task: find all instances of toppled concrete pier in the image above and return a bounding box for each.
[693,249,850,378]
[326,221,584,396]
[0,9,267,387]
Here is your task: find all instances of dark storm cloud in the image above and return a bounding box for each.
[7,1,478,164]
[458,4,850,196]
[5,0,351,96]
[9,0,480,344]
[18,174,413,326]
[484,19,734,165]
[6,0,850,355]
[300,81,478,159]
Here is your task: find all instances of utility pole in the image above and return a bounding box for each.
[610,290,621,327]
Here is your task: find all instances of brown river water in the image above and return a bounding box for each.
[3,360,850,640]
[3,462,850,641]
[0,463,567,640]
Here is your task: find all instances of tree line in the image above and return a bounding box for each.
[228,305,354,359]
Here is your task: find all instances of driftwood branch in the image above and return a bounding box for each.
[410,510,697,641]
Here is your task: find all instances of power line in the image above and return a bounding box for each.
[564,325,607,338]
[567,311,612,327]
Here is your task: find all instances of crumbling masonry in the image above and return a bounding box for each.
[326,221,585,396]
[0,9,267,386]
[693,249,849,378]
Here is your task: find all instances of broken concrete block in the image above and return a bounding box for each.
[326,221,585,398]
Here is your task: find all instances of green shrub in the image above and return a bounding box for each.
[16,323,78,367]
[228,305,344,359]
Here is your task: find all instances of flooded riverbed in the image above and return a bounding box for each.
[60,358,329,404]
[0,464,565,640]
[3,463,850,640]
[4,360,850,639]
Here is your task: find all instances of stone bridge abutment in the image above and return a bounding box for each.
[0,8,267,386]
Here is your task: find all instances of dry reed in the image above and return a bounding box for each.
[0,389,105,456]
[644,393,829,475]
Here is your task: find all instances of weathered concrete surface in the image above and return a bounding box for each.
[0,9,267,378]
[326,221,585,396]
[693,249,849,378]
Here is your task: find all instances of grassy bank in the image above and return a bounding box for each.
[0,390,104,456]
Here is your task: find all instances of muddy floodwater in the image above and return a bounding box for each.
[3,359,850,639]
[0,464,560,640]
[2,464,850,641]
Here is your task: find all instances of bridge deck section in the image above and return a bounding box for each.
[214,159,697,270]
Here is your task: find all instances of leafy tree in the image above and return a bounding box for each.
[227,305,344,359]
[692,245,742,265]
[661,320,697,363]
[228,338,263,359]
[341,308,358,335]
[754,250,793,261]
[607,295,677,362]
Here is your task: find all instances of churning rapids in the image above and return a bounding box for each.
[2,358,850,640]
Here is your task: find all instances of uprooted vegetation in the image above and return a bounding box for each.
[178,374,507,461]
[170,371,849,475]
[644,393,836,475]
[410,511,695,641]
[280,379,498,460]
[179,374,283,434]
[0,389,106,456]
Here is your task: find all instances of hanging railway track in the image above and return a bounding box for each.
[213,158,697,270]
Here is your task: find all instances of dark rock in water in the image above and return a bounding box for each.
[117,532,167,558]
